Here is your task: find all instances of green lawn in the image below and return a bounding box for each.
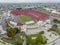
[19,15,33,22]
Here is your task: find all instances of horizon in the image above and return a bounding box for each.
[0,0,60,3]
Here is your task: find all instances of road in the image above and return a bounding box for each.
[46,36,60,45]
[1,15,6,31]
[22,36,26,45]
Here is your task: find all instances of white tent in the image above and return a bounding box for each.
[10,21,17,26]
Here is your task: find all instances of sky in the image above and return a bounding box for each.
[0,0,60,3]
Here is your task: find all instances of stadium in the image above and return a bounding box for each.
[10,9,49,26]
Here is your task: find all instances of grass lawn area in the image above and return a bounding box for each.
[19,15,33,22]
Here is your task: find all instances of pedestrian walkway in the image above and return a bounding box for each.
[0,39,13,45]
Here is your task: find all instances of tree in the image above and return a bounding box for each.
[39,31,44,34]
[36,34,43,44]
[26,35,32,45]
[14,28,20,33]
[26,34,47,45]
[7,27,16,37]
[53,25,58,28]
[53,19,60,24]
[7,27,20,37]
[15,34,22,45]
[36,34,47,44]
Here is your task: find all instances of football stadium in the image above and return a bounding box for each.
[10,9,49,26]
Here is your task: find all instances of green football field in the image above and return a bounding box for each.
[19,15,33,22]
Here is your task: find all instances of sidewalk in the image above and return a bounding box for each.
[0,39,13,45]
